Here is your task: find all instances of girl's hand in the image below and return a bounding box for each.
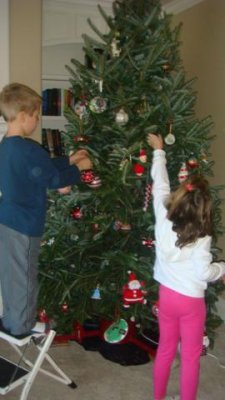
[147,133,163,150]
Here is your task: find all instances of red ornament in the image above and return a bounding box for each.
[187,157,198,168]
[61,303,68,313]
[71,207,83,219]
[142,238,155,248]
[38,308,50,323]
[92,223,100,232]
[133,163,145,176]
[152,301,159,318]
[81,169,95,183]
[122,271,147,308]
[139,149,147,163]
[113,220,123,231]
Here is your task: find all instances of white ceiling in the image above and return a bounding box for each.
[58,0,205,15]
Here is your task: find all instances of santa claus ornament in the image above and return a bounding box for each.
[122,271,147,308]
[133,149,147,177]
[139,149,147,163]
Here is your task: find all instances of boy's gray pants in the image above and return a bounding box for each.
[0,223,41,335]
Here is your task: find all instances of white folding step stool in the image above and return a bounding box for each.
[0,329,77,399]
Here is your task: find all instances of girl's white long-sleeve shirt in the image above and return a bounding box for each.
[151,149,225,298]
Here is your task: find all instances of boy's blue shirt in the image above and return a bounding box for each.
[0,136,81,236]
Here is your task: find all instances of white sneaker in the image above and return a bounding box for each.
[31,321,50,333]
[165,396,179,400]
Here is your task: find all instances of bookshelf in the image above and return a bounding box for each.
[42,75,72,130]
[42,75,73,157]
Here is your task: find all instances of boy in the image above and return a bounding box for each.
[0,82,92,337]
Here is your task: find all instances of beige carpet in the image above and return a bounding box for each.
[0,324,225,400]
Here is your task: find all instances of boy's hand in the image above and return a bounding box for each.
[69,149,89,164]
[147,133,163,150]
[69,149,93,171]
[220,275,225,284]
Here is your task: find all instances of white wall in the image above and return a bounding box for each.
[0,0,9,142]
[42,43,84,77]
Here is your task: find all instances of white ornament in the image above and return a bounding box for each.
[111,38,121,57]
[178,162,188,183]
[87,176,102,188]
[203,335,210,349]
[74,101,87,119]
[115,108,129,125]
[165,133,175,145]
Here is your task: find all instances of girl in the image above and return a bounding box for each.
[147,133,225,400]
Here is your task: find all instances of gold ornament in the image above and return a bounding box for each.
[162,63,170,72]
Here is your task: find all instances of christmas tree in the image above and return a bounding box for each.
[39,0,224,345]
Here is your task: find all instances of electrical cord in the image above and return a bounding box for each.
[140,330,159,346]
[206,352,225,369]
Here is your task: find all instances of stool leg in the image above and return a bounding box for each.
[38,351,77,387]
[20,330,56,400]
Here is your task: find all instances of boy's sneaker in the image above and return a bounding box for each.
[31,321,51,334]
[0,318,11,335]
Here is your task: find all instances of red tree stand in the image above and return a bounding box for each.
[53,319,157,358]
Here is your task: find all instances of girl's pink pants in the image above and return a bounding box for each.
[153,285,206,400]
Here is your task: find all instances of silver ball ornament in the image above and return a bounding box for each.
[115,108,129,125]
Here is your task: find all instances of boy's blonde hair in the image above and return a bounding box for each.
[0,82,42,122]
[166,175,213,248]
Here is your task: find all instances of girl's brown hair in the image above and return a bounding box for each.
[166,175,213,248]
[0,82,42,122]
